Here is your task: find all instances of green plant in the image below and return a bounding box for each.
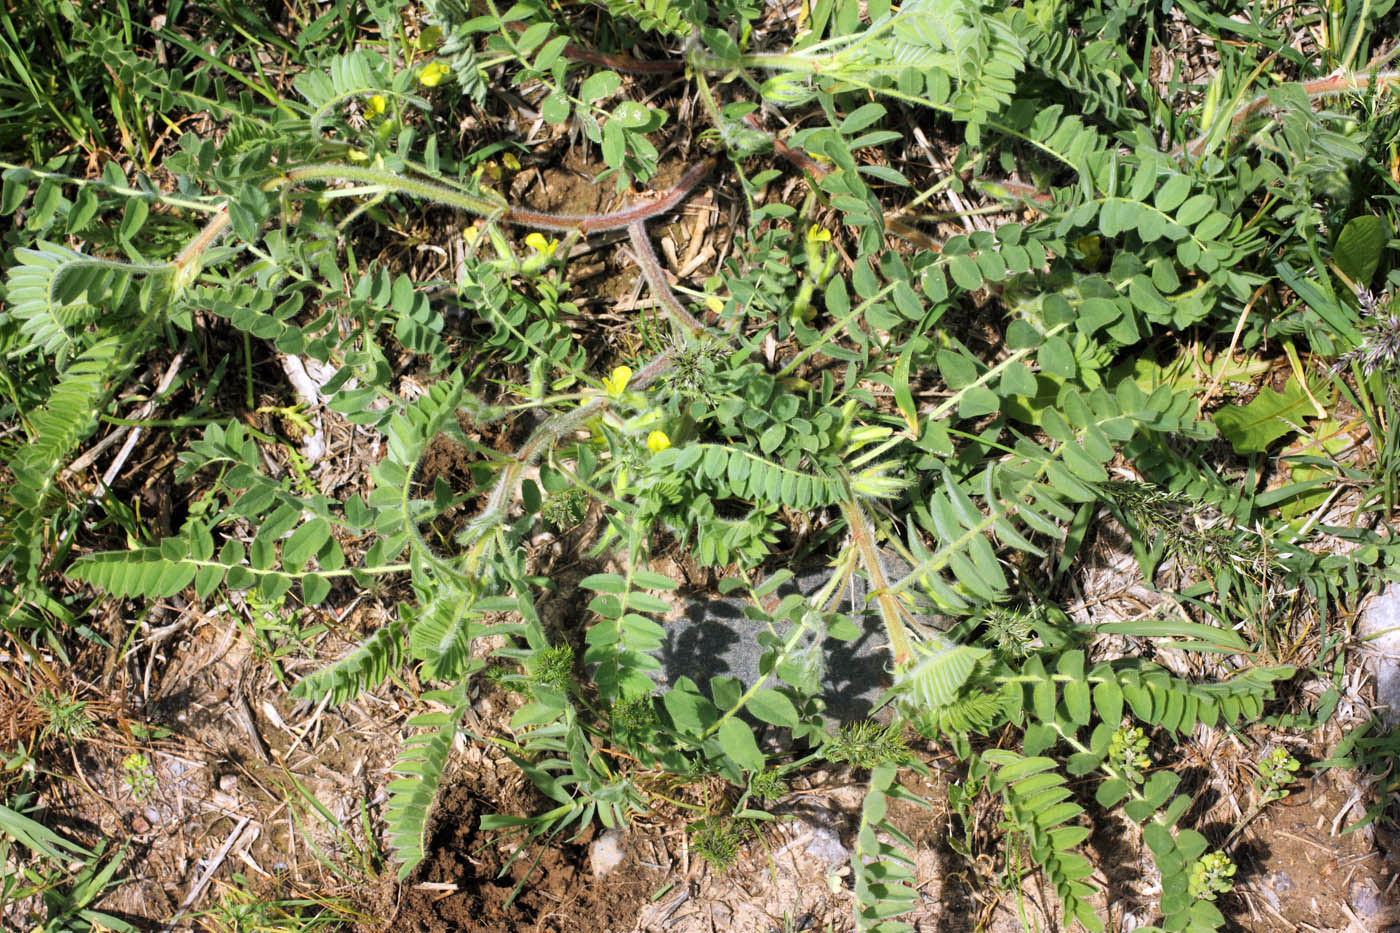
[34,690,95,745]
[200,873,359,933]
[1187,851,1236,901]
[240,590,328,685]
[1256,747,1302,802]
[691,815,746,871]
[0,795,133,932]
[4,0,1398,929]
[120,752,155,802]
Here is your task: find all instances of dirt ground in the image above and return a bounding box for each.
[27,583,1397,933]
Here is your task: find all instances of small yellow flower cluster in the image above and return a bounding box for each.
[365,94,387,118]
[419,61,451,87]
[646,431,671,454]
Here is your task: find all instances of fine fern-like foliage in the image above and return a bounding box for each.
[9,337,123,511]
[902,644,1296,929]
[288,618,408,707]
[677,443,846,509]
[592,0,705,36]
[384,690,470,880]
[12,1,1392,928]
[5,243,150,360]
[7,336,127,585]
[1016,10,1137,122]
[982,749,1101,930]
[896,638,989,709]
[65,547,199,600]
[294,49,425,140]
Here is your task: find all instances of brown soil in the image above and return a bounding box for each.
[376,778,664,933]
[1229,768,1400,930]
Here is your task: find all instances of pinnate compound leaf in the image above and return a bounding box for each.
[291,618,406,706]
[385,700,467,879]
[899,640,987,710]
[69,548,198,598]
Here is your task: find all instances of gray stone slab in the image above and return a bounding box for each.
[652,553,935,723]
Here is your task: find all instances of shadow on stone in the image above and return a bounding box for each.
[656,561,908,724]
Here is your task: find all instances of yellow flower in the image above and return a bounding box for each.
[463,224,482,247]
[602,365,632,398]
[346,148,369,162]
[806,224,832,244]
[418,61,451,87]
[524,232,559,257]
[646,430,671,454]
[365,94,386,118]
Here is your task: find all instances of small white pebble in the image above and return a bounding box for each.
[218,774,238,792]
[590,828,626,878]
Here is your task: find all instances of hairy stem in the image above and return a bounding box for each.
[840,496,914,665]
[626,221,705,335]
[1178,68,1400,159]
[281,159,714,233]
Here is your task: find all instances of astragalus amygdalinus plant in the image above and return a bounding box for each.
[4,0,1396,927]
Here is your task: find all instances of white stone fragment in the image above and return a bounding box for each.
[589,828,626,878]
[1358,584,1400,728]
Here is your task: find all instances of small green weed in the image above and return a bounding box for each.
[34,690,94,745]
[200,873,357,933]
[690,816,746,871]
[119,753,155,803]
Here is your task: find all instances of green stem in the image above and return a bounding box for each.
[776,283,896,379]
[700,549,854,741]
[928,322,1070,422]
[839,496,914,665]
[1049,723,1188,840]
[0,162,223,213]
[184,558,412,579]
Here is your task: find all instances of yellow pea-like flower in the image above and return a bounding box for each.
[418,61,452,87]
[524,232,559,257]
[602,366,632,398]
[365,94,386,118]
[646,430,671,454]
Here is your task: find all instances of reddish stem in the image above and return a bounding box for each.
[505,159,715,232]
[507,21,684,75]
[627,220,706,334]
[1177,69,1400,159]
